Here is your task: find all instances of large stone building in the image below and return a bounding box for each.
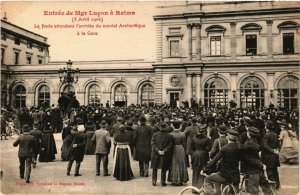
[1,1,300,109]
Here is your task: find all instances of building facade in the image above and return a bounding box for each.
[153,1,300,109]
[1,2,300,109]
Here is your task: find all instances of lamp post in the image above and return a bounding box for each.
[58,60,80,94]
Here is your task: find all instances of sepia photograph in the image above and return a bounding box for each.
[0,1,299,194]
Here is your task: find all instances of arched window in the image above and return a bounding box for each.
[88,84,101,106]
[63,85,75,94]
[141,84,154,107]
[114,84,127,107]
[204,77,228,107]
[277,76,299,109]
[240,76,265,108]
[15,85,26,108]
[38,85,50,107]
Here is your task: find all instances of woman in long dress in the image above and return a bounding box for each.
[279,120,298,164]
[168,120,189,185]
[39,122,57,162]
[113,125,134,181]
[84,121,96,155]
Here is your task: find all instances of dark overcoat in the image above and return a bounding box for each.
[205,142,241,185]
[184,125,200,155]
[150,129,174,170]
[29,129,42,155]
[132,124,153,161]
[261,131,280,168]
[191,134,210,167]
[68,131,87,162]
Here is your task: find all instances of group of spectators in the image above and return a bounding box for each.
[2,102,299,194]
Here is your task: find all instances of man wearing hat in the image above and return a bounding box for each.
[13,124,36,183]
[91,120,111,176]
[67,122,87,176]
[239,126,271,195]
[203,129,240,195]
[184,117,200,166]
[261,120,281,190]
[132,116,153,177]
[29,122,42,168]
[209,117,223,147]
[151,122,174,186]
[209,125,229,193]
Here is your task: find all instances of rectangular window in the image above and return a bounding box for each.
[27,56,31,64]
[39,47,44,52]
[283,33,294,54]
[210,36,221,55]
[38,59,43,64]
[15,38,20,45]
[246,34,257,55]
[1,48,4,64]
[170,40,180,57]
[14,52,19,65]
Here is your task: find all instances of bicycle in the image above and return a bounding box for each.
[178,171,239,195]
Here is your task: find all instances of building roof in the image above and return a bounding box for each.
[1,19,49,47]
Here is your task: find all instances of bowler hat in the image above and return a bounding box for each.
[265,120,274,130]
[245,118,254,127]
[248,127,260,136]
[76,117,83,124]
[218,125,227,134]
[139,116,146,123]
[22,124,31,132]
[227,129,238,136]
[126,120,133,127]
[100,120,107,127]
[278,119,288,127]
[33,122,40,128]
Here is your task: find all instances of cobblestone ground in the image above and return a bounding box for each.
[0,134,298,195]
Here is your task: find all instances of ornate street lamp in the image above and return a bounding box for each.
[58,60,80,93]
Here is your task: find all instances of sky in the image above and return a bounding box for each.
[1,1,169,62]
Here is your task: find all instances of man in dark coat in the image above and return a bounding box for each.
[13,124,36,183]
[209,116,223,146]
[203,129,240,195]
[29,122,42,168]
[132,116,153,177]
[151,123,174,186]
[239,127,271,195]
[184,118,200,166]
[67,123,87,176]
[261,120,281,190]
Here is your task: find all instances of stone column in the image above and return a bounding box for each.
[267,20,273,57]
[187,74,192,107]
[230,72,238,101]
[230,21,237,59]
[267,72,275,105]
[195,23,201,61]
[187,24,193,61]
[196,74,201,102]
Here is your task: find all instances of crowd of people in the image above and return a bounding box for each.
[1,100,299,194]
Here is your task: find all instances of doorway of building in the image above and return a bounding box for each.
[170,92,179,108]
[114,101,126,107]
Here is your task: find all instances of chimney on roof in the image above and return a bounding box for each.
[3,12,8,21]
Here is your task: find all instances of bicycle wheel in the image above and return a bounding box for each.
[240,175,249,195]
[178,186,204,195]
[221,185,237,195]
[268,181,277,195]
